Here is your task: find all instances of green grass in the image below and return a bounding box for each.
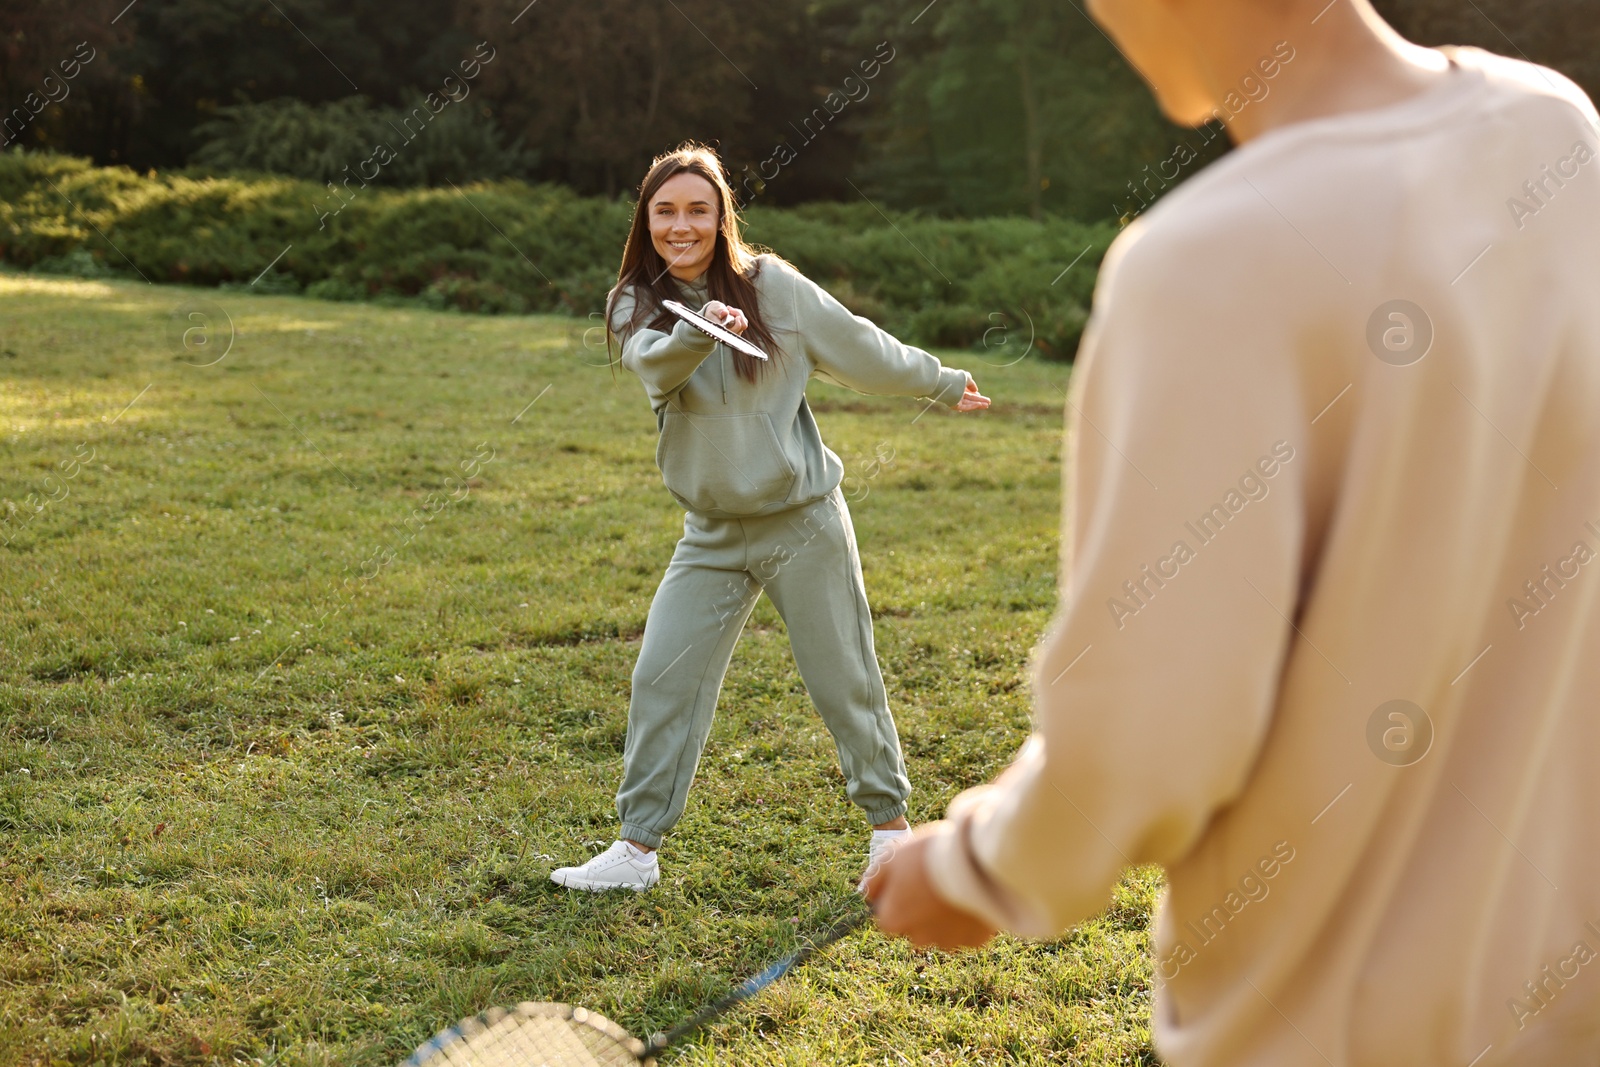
[0,269,1160,1066]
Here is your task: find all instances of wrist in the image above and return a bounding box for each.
[936,366,973,407]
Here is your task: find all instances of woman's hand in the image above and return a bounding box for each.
[955,377,991,412]
[702,301,749,336]
[862,832,1000,950]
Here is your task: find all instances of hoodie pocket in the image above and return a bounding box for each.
[657,410,799,514]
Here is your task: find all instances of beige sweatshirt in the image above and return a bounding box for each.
[924,47,1600,1067]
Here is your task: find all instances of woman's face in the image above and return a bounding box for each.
[649,171,720,281]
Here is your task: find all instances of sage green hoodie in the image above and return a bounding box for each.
[610,255,972,518]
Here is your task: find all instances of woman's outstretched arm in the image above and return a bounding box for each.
[781,263,986,410]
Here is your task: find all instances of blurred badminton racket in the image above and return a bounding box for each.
[400,909,869,1067]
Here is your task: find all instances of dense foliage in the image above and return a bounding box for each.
[189,96,538,188]
[0,151,1113,358]
[6,0,1588,221]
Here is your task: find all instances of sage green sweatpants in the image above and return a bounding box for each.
[616,486,911,848]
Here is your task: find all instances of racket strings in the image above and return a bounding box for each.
[405,911,871,1066]
[405,1004,647,1067]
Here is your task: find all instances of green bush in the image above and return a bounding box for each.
[30,247,115,279]
[0,149,1114,358]
[744,208,1108,360]
[190,96,539,188]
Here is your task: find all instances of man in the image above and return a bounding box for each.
[866,1,1600,1064]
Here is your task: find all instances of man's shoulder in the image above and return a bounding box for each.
[1449,46,1597,123]
[1115,50,1597,283]
[1096,173,1268,305]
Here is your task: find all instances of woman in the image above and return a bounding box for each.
[550,142,990,892]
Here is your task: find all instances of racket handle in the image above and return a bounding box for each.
[643,910,872,1059]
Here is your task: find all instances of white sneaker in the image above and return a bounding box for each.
[550,841,660,892]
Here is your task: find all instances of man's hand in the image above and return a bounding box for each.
[862,831,1000,950]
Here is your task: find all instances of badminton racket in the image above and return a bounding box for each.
[660,299,770,362]
[400,909,869,1067]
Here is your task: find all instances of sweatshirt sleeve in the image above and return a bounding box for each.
[921,218,1308,937]
[611,286,717,406]
[782,264,971,407]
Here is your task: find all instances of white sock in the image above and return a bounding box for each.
[623,841,657,862]
[871,828,912,842]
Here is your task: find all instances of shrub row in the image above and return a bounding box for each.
[0,150,1115,358]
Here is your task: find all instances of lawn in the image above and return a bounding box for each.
[0,270,1160,1066]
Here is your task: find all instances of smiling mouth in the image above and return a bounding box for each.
[666,240,697,252]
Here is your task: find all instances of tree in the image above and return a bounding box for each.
[11,0,483,168]
[0,0,131,155]
[837,0,1227,221]
[455,0,865,202]
[9,0,1593,220]
[188,95,538,186]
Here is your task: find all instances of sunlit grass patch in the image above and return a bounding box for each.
[0,272,1158,1066]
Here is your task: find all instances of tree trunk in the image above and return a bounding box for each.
[1015,30,1044,220]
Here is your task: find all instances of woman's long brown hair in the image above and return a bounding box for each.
[606,142,784,384]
